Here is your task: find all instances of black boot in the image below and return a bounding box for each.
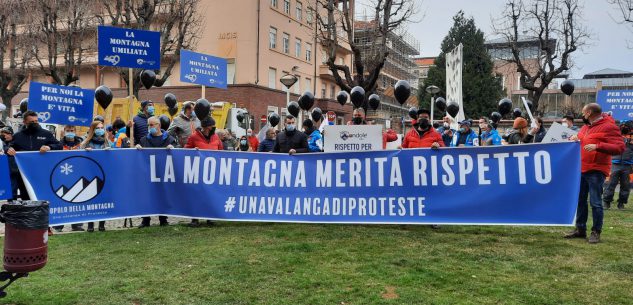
[617,202,625,210]
[71,224,85,232]
[87,222,95,233]
[189,219,200,227]
[138,217,151,228]
[98,221,106,231]
[604,201,611,210]
[588,230,601,244]
[564,228,586,239]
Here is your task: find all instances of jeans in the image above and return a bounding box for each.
[603,164,631,204]
[576,171,605,233]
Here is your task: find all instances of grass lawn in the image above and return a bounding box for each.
[1,207,632,304]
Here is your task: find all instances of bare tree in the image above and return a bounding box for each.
[608,0,633,47]
[0,1,31,119]
[493,0,589,110]
[28,0,98,86]
[313,0,415,95]
[97,0,203,98]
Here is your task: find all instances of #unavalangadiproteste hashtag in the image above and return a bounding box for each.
[224,197,236,212]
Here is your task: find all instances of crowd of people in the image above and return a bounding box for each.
[0,101,630,244]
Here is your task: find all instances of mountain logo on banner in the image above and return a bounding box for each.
[49,156,105,203]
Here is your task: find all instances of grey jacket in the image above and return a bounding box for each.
[167,113,201,147]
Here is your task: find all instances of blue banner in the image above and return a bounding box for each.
[0,155,12,200]
[98,26,160,69]
[596,89,633,121]
[28,82,95,126]
[14,143,581,226]
[180,49,228,89]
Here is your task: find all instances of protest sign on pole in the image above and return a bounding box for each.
[541,122,578,143]
[596,90,633,121]
[180,49,228,90]
[97,26,161,70]
[27,82,95,126]
[323,125,382,152]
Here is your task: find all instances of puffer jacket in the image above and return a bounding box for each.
[450,129,479,147]
[133,112,150,145]
[402,127,445,148]
[167,113,201,147]
[578,114,625,175]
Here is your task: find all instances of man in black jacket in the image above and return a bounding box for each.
[273,115,308,155]
[7,111,62,199]
[135,116,177,227]
[603,122,633,210]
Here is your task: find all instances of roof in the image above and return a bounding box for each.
[484,36,555,48]
[414,57,435,66]
[584,68,633,76]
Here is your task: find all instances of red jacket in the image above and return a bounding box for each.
[248,136,259,151]
[402,127,445,148]
[578,114,625,175]
[185,130,223,150]
[382,129,398,149]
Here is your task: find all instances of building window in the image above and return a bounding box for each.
[305,43,312,61]
[306,8,313,24]
[269,27,277,49]
[330,85,335,99]
[295,38,302,58]
[284,0,290,14]
[271,0,277,7]
[283,33,290,54]
[321,83,326,98]
[294,75,301,94]
[296,1,302,21]
[268,68,277,89]
[321,52,327,64]
[305,78,312,93]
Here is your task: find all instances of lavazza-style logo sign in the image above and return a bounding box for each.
[50,156,105,203]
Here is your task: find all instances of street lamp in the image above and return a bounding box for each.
[426,85,440,122]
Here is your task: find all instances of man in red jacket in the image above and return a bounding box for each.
[401,109,444,149]
[565,103,625,243]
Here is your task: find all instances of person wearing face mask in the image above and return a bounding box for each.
[246,128,259,151]
[401,109,443,149]
[237,135,252,151]
[136,116,177,228]
[480,119,502,146]
[168,101,200,147]
[602,122,633,210]
[1,127,20,201]
[133,100,155,145]
[273,115,308,155]
[532,117,547,143]
[505,117,535,145]
[185,117,222,150]
[450,120,479,147]
[111,119,131,148]
[76,120,113,232]
[565,103,625,244]
[302,119,323,152]
[347,108,367,125]
[258,128,277,152]
[561,115,579,131]
[61,125,83,150]
[8,111,62,200]
[436,116,456,147]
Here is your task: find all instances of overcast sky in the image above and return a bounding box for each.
[356,0,633,78]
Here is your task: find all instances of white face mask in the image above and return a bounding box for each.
[562,122,569,128]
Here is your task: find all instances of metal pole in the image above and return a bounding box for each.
[128,68,134,146]
[430,95,435,123]
[202,85,206,99]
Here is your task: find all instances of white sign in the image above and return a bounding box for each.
[323,125,382,152]
[446,43,464,123]
[542,122,578,143]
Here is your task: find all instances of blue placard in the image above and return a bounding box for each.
[0,155,13,200]
[28,82,95,126]
[15,143,581,226]
[98,26,160,69]
[596,90,633,121]
[180,49,228,89]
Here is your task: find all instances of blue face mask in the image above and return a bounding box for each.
[147,106,155,115]
[95,128,105,137]
[240,140,248,145]
[65,132,75,139]
[459,128,466,133]
[149,127,158,135]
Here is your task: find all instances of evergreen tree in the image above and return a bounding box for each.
[418,11,503,120]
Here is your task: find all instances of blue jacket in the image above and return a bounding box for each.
[451,129,479,147]
[307,129,323,152]
[436,126,455,147]
[481,129,502,146]
[133,113,150,145]
[258,139,276,152]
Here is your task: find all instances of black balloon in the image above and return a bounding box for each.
[154,78,165,88]
[194,98,211,120]
[159,114,171,131]
[394,80,411,105]
[164,93,177,109]
[19,98,28,113]
[368,94,380,110]
[311,107,322,122]
[490,112,502,123]
[236,112,245,123]
[336,91,348,106]
[140,70,156,90]
[298,91,315,110]
[95,86,113,109]
[168,106,178,117]
[350,86,365,108]
[512,108,522,118]
[287,101,300,118]
[498,98,512,116]
[408,107,418,120]
[561,80,575,96]
[446,100,459,118]
[435,97,447,112]
[268,113,280,127]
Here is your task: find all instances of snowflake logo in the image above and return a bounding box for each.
[60,163,73,175]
